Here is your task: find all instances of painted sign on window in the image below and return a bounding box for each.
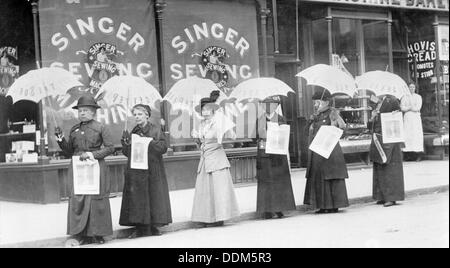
[38,0,159,151]
[162,0,260,146]
[408,40,437,79]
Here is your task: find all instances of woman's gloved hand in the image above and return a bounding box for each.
[79,152,91,161]
[54,127,63,139]
[121,130,131,147]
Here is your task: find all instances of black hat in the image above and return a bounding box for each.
[195,90,221,114]
[132,104,152,116]
[311,88,331,100]
[72,95,101,110]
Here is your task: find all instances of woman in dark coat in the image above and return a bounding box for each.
[304,90,349,213]
[55,95,115,245]
[255,96,296,219]
[120,104,172,237]
[369,95,405,207]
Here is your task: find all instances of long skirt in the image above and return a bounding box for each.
[191,165,240,223]
[67,159,113,237]
[68,196,113,237]
[373,162,405,202]
[256,154,296,213]
[119,169,172,227]
[304,177,349,210]
[403,111,424,152]
[119,170,151,226]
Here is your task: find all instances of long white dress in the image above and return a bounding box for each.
[191,119,240,223]
[401,93,424,152]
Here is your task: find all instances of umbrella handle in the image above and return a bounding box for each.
[125,88,130,131]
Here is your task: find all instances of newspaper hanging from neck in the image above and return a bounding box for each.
[380,112,405,144]
[309,125,343,159]
[265,122,290,155]
[130,134,153,170]
[72,156,100,195]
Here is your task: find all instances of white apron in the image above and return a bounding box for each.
[401,94,424,152]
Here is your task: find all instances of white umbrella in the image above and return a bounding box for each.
[229,77,295,102]
[100,75,162,110]
[7,67,83,103]
[356,71,411,99]
[296,64,357,97]
[163,76,224,113]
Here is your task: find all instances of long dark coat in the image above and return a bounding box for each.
[119,123,172,227]
[369,96,405,202]
[255,115,296,213]
[304,107,349,209]
[58,120,115,237]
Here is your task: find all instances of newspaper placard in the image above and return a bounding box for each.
[130,134,153,170]
[72,156,100,195]
[265,122,290,155]
[309,125,343,159]
[381,112,404,144]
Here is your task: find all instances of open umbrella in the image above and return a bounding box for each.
[229,77,295,102]
[356,71,410,99]
[7,67,83,158]
[163,76,224,113]
[99,75,162,130]
[296,64,357,97]
[100,75,162,110]
[7,67,83,103]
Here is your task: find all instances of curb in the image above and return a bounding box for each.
[2,184,448,248]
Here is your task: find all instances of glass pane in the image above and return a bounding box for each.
[363,20,389,72]
[332,18,359,76]
[312,19,329,65]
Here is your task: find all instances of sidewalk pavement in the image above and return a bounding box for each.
[0,159,448,248]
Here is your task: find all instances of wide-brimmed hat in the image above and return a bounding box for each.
[194,90,221,114]
[72,95,101,110]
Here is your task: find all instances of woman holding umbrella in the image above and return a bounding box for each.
[255,96,296,219]
[369,95,405,207]
[191,90,240,227]
[119,104,172,238]
[304,89,349,214]
[55,95,115,245]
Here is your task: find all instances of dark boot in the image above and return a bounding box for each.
[93,236,105,244]
[77,236,93,245]
[128,228,142,239]
[275,212,284,218]
[151,226,162,236]
[262,212,274,219]
[315,209,329,214]
[206,221,224,227]
[383,201,396,207]
[329,208,339,213]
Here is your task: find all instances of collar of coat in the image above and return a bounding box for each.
[133,122,153,135]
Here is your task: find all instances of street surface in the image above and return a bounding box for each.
[95,191,449,248]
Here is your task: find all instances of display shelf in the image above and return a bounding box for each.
[338,107,372,112]
[0,132,36,138]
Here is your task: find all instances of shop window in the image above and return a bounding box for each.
[332,18,359,76]
[275,1,297,55]
[363,20,389,72]
[312,19,329,65]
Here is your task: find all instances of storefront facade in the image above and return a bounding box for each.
[0,0,270,203]
[0,0,448,203]
[271,0,449,166]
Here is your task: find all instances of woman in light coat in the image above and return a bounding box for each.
[191,91,240,227]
